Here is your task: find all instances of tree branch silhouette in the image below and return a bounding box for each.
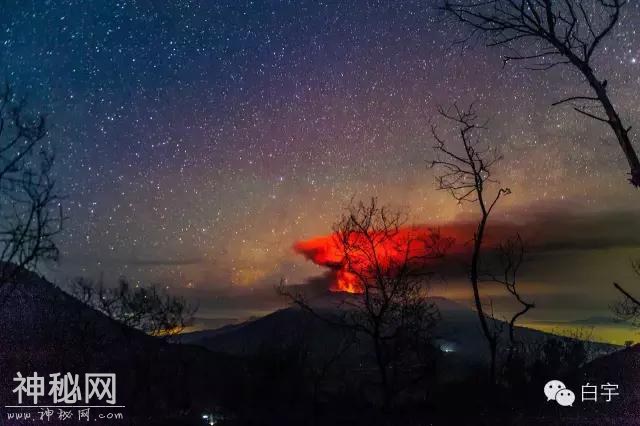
[279,198,450,409]
[0,81,64,304]
[441,0,640,187]
[430,102,510,384]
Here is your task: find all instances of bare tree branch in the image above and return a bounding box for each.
[429,102,511,384]
[71,277,197,339]
[0,81,64,304]
[482,233,534,347]
[278,198,449,408]
[441,0,640,186]
[611,259,640,328]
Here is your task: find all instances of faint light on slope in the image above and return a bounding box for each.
[437,340,458,353]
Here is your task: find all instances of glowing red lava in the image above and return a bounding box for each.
[294,226,463,293]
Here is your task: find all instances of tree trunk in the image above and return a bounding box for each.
[470,215,497,384]
[559,48,640,186]
[373,336,392,411]
[587,71,639,185]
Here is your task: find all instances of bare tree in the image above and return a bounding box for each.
[485,234,534,347]
[612,260,640,326]
[0,82,64,295]
[429,103,510,383]
[279,198,449,409]
[441,0,640,187]
[71,277,197,339]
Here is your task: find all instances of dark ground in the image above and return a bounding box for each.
[0,269,638,425]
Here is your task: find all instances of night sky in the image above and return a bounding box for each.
[2,1,640,338]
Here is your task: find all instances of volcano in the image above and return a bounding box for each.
[179,291,617,368]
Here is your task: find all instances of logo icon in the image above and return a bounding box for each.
[555,389,575,406]
[544,379,575,406]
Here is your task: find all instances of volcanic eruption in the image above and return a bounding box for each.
[293,225,471,293]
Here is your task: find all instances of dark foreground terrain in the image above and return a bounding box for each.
[0,269,638,425]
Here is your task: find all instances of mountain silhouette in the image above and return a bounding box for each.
[0,267,240,425]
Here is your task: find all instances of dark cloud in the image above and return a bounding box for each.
[291,206,640,324]
[519,209,640,253]
[449,207,640,254]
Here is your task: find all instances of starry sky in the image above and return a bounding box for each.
[2,1,640,333]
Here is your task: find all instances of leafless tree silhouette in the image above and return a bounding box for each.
[430,103,510,383]
[0,82,63,296]
[484,234,534,349]
[612,260,640,326]
[71,277,197,339]
[279,198,450,409]
[441,0,640,187]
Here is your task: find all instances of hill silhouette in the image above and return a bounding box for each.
[180,293,616,368]
[0,268,634,425]
[0,267,241,425]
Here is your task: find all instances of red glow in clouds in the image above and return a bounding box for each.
[294,226,470,293]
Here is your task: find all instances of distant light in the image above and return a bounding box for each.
[440,343,456,353]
